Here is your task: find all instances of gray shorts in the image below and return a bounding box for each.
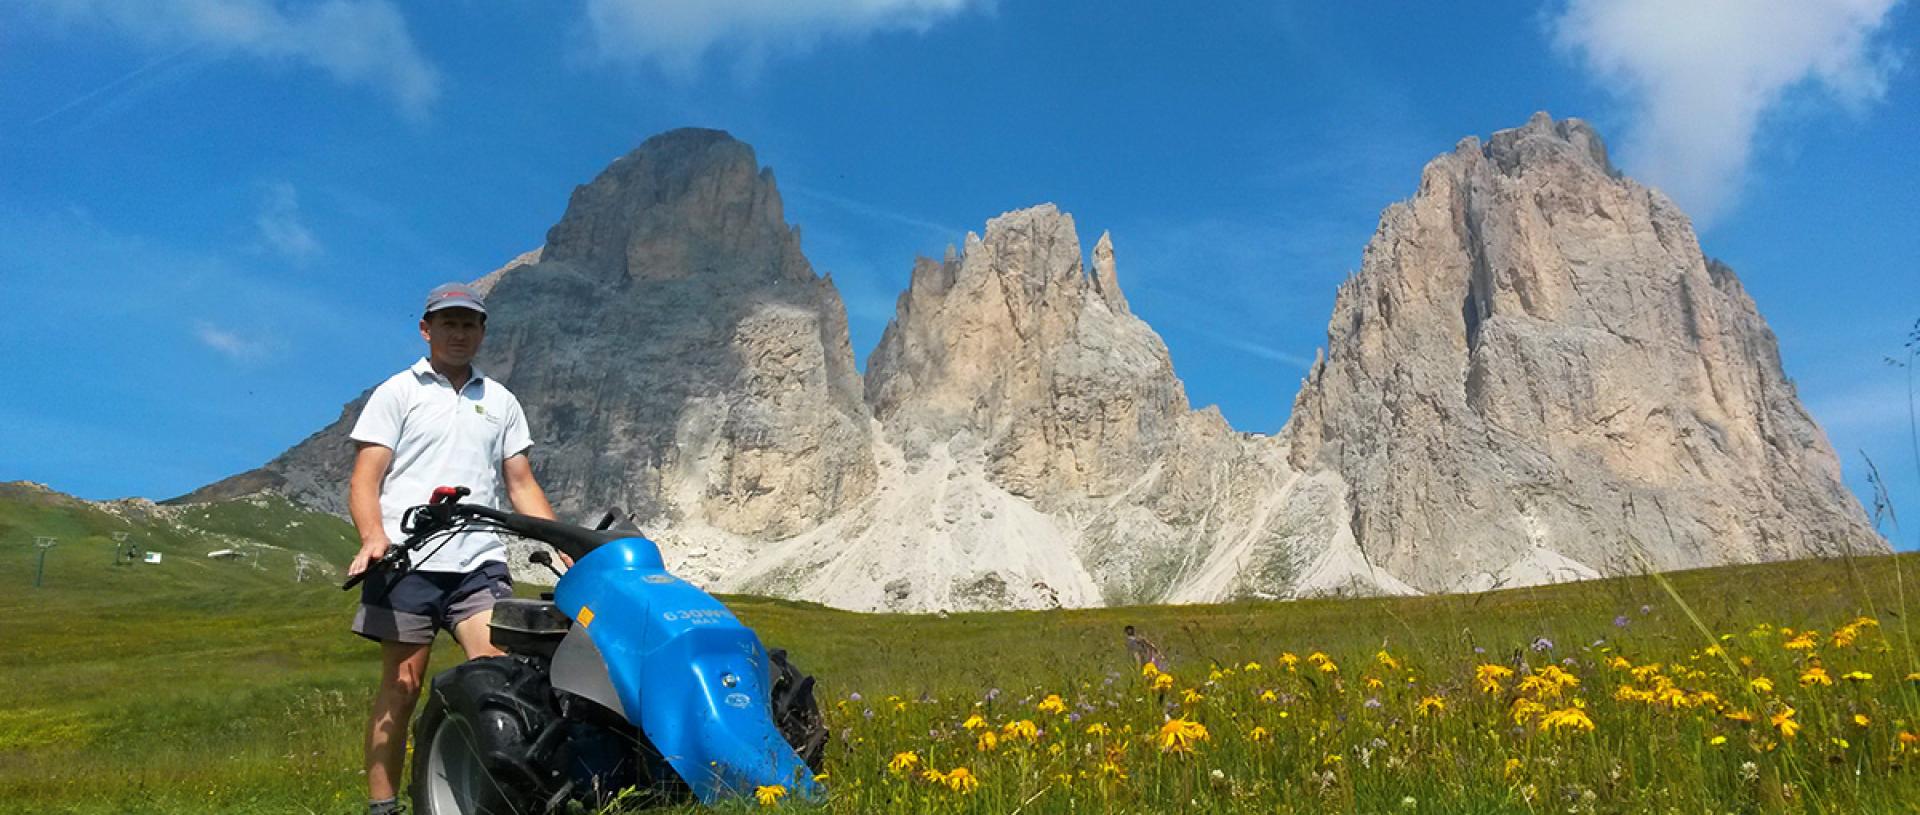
[352,561,513,645]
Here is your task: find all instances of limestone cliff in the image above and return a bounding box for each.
[182,115,1882,611]
[1284,112,1883,592]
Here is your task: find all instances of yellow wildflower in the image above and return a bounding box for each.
[945,767,980,794]
[1899,731,1920,749]
[1249,725,1270,741]
[1799,667,1832,687]
[1085,722,1111,737]
[1771,706,1800,739]
[1152,673,1175,691]
[1842,670,1873,683]
[1476,664,1515,694]
[1001,719,1038,742]
[1376,650,1402,671]
[975,731,999,752]
[1279,652,1299,670]
[1365,677,1384,690]
[919,767,946,784]
[1418,695,1446,716]
[1749,676,1774,694]
[888,751,920,775]
[1099,760,1127,779]
[1724,708,1757,723]
[961,713,987,731]
[1157,717,1210,754]
[1854,714,1871,727]
[1181,688,1206,704]
[1503,757,1523,779]
[1784,632,1818,651]
[1519,666,1579,699]
[1630,663,1664,682]
[1036,694,1067,715]
[1142,662,1161,678]
[1317,659,1339,674]
[1908,672,1920,682]
[1307,651,1330,666]
[1710,735,1728,745]
[1244,661,1263,672]
[1538,704,1595,733]
[1606,656,1631,670]
[1511,698,1547,725]
[754,785,786,807]
[1258,689,1278,703]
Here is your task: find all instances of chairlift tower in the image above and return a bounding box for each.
[33,537,58,588]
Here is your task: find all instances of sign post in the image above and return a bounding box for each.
[111,532,130,565]
[33,537,58,588]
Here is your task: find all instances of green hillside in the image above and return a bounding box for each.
[3,485,1919,812]
[0,482,358,599]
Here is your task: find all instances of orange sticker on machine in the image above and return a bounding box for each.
[578,606,596,628]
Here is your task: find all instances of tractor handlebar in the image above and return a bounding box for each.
[341,486,638,591]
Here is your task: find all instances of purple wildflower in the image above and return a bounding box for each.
[1531,636,1555,652]
[848,691,862,702]
[1614,615,1630,628]
[1364,697,1382,709]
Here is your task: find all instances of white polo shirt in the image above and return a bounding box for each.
[349,357,534,573]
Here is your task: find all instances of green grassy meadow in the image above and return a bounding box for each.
[5,487,1920,813]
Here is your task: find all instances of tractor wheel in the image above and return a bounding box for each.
[768,649,829,772]
[411,656,561,815]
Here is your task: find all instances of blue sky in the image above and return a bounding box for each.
[2,1,1916,547]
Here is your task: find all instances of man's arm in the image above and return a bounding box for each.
[347,442,394,577]
[502,453,570,566]
[502,453,554,520]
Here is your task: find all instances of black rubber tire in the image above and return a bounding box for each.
[768,649,829,772]
[411,656,561,815]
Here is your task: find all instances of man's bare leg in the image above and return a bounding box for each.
[367,641,432,803]
[452,609,505,660]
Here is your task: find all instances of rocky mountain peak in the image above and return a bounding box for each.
[540,128,808,287]
[1474,110,1616,178]
[187,117,1880,612]
[1287,111,1881,591]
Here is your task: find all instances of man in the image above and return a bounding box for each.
[346,282,556,815]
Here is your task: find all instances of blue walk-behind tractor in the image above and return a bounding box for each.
[344,486,828,813]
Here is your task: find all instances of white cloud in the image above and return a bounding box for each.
[1551,0,1902,225]
[583,0,986,76]
[28,0,439,118]
[255,181,320,260]
[194,321,269,361]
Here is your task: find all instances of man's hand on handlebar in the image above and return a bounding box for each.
[349,534,393,578]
